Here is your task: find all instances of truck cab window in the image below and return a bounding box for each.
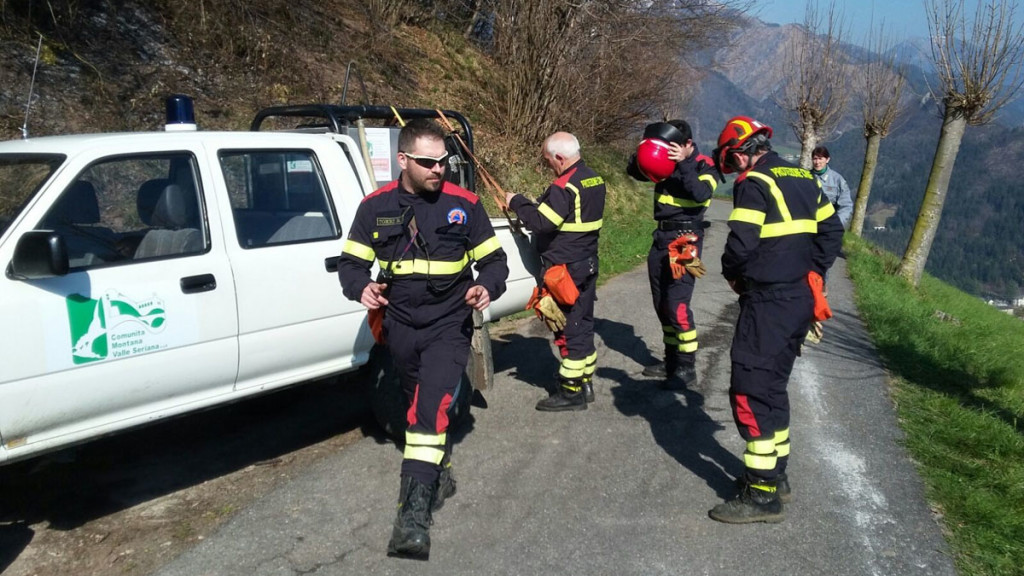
[0,154,65,237]
[35,154,207,269]
[219,150,340,249]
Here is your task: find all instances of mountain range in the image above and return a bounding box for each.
[687,17,1024,301]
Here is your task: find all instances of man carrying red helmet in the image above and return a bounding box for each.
[627,119,719,389]
[708,116,843,523]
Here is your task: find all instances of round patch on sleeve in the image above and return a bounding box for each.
[447,208,467,224]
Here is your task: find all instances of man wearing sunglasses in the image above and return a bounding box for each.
[338,118,509,559]
[506,132,607,411]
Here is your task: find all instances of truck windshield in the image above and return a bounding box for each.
[0,154,65,237]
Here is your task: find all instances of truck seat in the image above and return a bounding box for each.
[134,184,203,259]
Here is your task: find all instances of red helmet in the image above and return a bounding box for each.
[713,116,773,174]
[636,138,677,182]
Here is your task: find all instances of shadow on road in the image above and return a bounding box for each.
[604,367,742,499]
[0,522,33,572]
[0,376,371,535]
[492,331,560,393]
[596,318,660,368]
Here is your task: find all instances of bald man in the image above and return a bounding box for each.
[506,132,607,411]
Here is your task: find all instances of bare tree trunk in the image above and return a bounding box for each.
[850,132,881,236]
[464,0,481,38]
[798,126,817,169]
[897,110,967,286]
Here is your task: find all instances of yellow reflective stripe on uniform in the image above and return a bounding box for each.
[699,174,719,192]
[560,219,603,232]
[677,329,698,353]
[745,172,793,221]
[559,357,587,379]
[342,239,376,261]
[580,176,604,187]
[744,451,778,470]
[583,352,597,376]
[774,428,791,457]
[565,182,581,220]
[406,431,446,446]
[469,236,501,261]
[729,207,766,226]
[404,445,445,464]
[817,202,836,221]
[379,256,469,275]
[657,194,712,208]
[776,440,791,457]
[760,219,818,238]
[539,202,564,226]
[744,437,778,471]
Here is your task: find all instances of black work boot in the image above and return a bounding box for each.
[387,475,435,560]
[735,472,791,503]
[432,462,457,512]
[709,476,784,524]
[582,377,595,403]
[641,360,667,378]
[660,363,697,391]
[536,379,587,412]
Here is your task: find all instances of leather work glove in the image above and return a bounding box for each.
[684,254,707,278]
[527,287,567,332]
[536,294,567,332]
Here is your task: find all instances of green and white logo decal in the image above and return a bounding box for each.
[66,291,168,364]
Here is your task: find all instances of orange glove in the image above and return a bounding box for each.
[668,234,703,280]
[808,271,832,321]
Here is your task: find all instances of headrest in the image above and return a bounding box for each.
[151,184,196,229]
[137,179,171,226]
[49,181,101,224]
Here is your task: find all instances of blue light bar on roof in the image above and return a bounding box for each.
[165,94,197,131]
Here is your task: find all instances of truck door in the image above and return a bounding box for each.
[216,143,373,391]
[0,152,239,458]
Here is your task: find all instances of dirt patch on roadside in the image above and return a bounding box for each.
[0,376,374,576]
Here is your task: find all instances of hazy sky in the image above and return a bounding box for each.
[756,0,935,44]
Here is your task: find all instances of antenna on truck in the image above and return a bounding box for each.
[21,34,43,140]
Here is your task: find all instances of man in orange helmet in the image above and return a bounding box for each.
[709,116,843,523]
[626,120,719,390]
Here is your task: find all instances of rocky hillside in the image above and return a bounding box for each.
[0,1,497,142]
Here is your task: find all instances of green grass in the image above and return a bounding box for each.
[845,235,1024,576]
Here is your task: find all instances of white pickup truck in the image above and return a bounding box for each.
[0,97,539,464]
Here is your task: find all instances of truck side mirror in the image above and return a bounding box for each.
[7,231,70,280]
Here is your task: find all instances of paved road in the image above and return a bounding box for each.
[155,199,956,576]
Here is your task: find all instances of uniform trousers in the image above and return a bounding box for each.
[553,255,599,383]
[728,281,813,483]
[647,229,704,367]
[384,312,473,485]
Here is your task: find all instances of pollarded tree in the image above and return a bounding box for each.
[850,25,907,237]
[897,0,1024,286]
[778,0,850,169]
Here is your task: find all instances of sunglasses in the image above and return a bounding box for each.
[402,151,450,169]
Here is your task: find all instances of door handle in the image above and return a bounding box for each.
[324,256,339,273]
[180,274,217,294]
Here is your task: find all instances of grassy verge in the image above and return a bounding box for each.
[844,235,1024,576]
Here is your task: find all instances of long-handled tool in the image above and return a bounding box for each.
[435,109,521,233]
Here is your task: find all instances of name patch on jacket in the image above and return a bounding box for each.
[769,167,814,180]
[580,176,605,188]
[447,208,467,224]
[376,215,404,226]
